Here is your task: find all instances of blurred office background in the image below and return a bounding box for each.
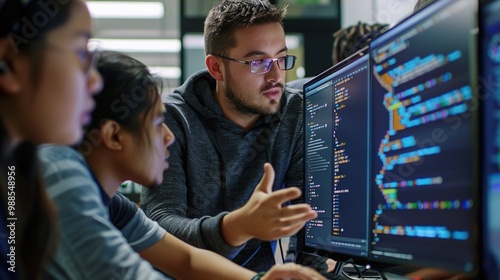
[88,0,417,97]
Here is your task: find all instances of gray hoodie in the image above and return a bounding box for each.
[141,69,304,271]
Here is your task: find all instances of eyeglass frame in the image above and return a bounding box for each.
[0,43,97,77]
[45,43,97,75]
[214,54,297,74]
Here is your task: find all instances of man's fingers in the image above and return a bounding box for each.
[253,163,275,194]
[266,187,302,204]
[280,205,318,221]
[275,211,317,229]
[262,209,318,239]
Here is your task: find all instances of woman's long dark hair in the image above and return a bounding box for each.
[0,1,76,279]
[0,125,57,280]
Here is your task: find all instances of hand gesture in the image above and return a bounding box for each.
[222,163,318,246]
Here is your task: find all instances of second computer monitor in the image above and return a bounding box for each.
[303,48,371,262]
[304,0,480,276]
[369,0,479,273]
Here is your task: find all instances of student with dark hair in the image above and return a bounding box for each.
[0,0,102,278]
[38,50,326,280]
[286,21,389,90]
[331,21,389,64]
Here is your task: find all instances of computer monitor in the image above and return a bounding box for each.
[480,0,500,279]
[303,48,371,264]
[369,0,479,274]
[303,0,480,278]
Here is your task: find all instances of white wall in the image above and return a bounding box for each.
[341,0,418,28]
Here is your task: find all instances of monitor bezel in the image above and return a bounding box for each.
[479,0,500,278]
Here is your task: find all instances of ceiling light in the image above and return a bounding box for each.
[149,67,181,79]
[182,34,301,49]
[89,39,181,53]
[87,1,164,19]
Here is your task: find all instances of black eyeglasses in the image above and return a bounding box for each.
[215,54,296,74]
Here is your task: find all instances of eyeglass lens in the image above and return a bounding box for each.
[82,50,96,74]
[46,43,96,74]
[250,55,296,74]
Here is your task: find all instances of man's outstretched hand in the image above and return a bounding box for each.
[222,163,318,247]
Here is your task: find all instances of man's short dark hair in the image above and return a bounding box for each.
[204,0,288,56]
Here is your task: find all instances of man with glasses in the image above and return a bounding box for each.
[141,0,331,275]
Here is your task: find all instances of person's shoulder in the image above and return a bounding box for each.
[38,144,82,164]
[286,77,312,91]
[283,86,304,103]
[163,92,185,107]
[37,144,90,187]
[165,69,213,107]
[281,87,304,118]
[163,93,191,121]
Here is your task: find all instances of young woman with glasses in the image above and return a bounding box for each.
[0,0,102,279]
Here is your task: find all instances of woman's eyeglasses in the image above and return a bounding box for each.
[46,43,96,74]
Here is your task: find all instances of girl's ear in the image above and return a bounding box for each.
[0,39,21,94]
[100,120,124,151]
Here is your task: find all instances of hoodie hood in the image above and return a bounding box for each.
[173,70,221,121]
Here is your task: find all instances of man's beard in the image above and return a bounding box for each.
[224,72,283,116]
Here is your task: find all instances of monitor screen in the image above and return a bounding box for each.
[369,0,478,273]
[480,0,500,279]
[303,48,371,262]
[302,0,480,277]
